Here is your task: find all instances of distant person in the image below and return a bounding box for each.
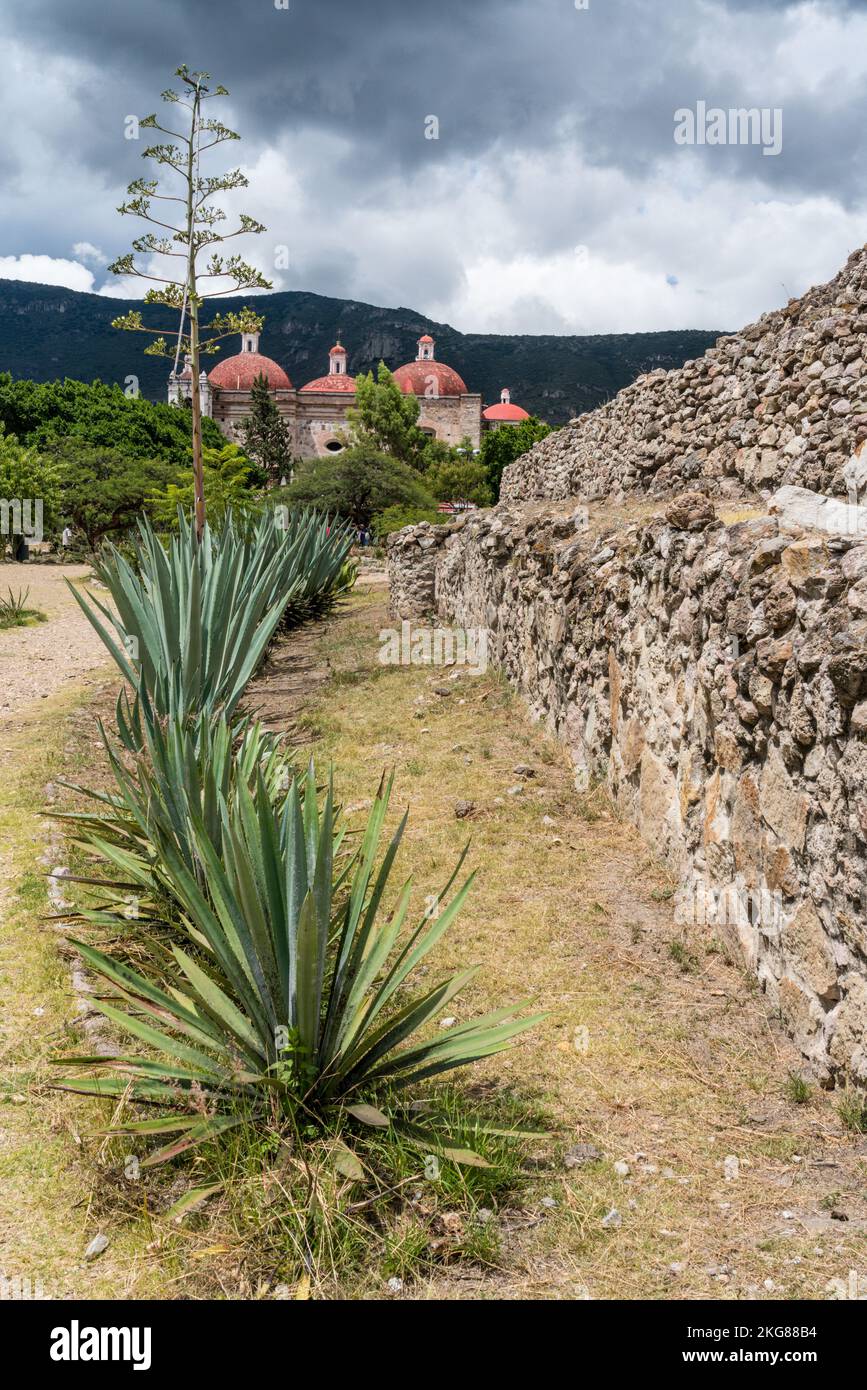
[61,525,73,549]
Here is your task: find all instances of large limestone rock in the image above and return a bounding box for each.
[769,484,867,538]
[783,902,839,1007]
[759,748,809,853]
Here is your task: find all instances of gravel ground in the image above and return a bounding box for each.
[0,563,111,720]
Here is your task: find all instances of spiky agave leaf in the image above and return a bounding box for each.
[68,507,354,736]
[56,704,298,887]
[54,767,543,1162]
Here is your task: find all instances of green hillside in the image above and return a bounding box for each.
[0,280,722,426]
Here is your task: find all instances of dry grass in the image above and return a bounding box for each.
[467,494,770,556]
[0,679,183,1300]
[246,576,867,1301]
[3,572,865,1303]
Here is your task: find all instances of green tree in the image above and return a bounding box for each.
[45,439,179,549]
[479,416,553,500]
[0,428,62,552]
[0,375,224,463]
[148,443,257,529]
[426,456,493,508]
[282,442,435,528]
[347,363,430,467]
[109,65,271,538]
[240,372,294,485]
[420,434,464,470]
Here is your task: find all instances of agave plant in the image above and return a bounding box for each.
[68,507,354,735]
[54,704,303,918]
[251,507,358,628]
[57,769,542,1165]
[0,586,36,628]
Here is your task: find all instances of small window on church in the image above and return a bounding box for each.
[325,440,343,453]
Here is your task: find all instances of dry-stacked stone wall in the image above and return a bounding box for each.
[502,244,867,508]
[386,247,867,1082]
[387,493,867,1083]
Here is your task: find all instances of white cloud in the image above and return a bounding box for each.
[72,241,107,266]
[437,174,866,334]
[0,254,96,293]
[3,0,867,337]
[691,0,867,101]
[214,138,867,336]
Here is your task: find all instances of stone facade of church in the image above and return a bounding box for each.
[167,332,528,460]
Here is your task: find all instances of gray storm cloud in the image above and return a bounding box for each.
[1,0,866,333]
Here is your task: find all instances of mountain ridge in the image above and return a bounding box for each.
[0,279,722,426]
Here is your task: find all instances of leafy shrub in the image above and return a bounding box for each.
[372,504,441,539]
[425,457,493,508]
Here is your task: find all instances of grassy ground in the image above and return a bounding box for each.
[244,578,867,1301]
[0,585,46,630]
[0,680,182,1299]
[3,574,866,1302]
[0,610,45,631]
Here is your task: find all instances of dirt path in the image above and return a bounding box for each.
[0,564,109,720]
[249,577,867,1301]
[247,568,389,739]
[0,680,182,1300]
[0,568,173,1300]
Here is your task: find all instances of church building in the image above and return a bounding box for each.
[167,332,528,459]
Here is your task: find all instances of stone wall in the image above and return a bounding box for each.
[502,244,867,508]
[387,495,867,1082]
[386,521,455,618]
[414,394,484,449]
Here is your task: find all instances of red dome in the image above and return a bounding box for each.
[393,360,468,398]
[483,401,530,422]
[300,373,357,394]
[208,352,292,391]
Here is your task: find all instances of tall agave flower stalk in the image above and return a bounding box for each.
[69,508,354,737]
[57,769,543,1167]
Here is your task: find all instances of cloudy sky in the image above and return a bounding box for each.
[1,0,866,336]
